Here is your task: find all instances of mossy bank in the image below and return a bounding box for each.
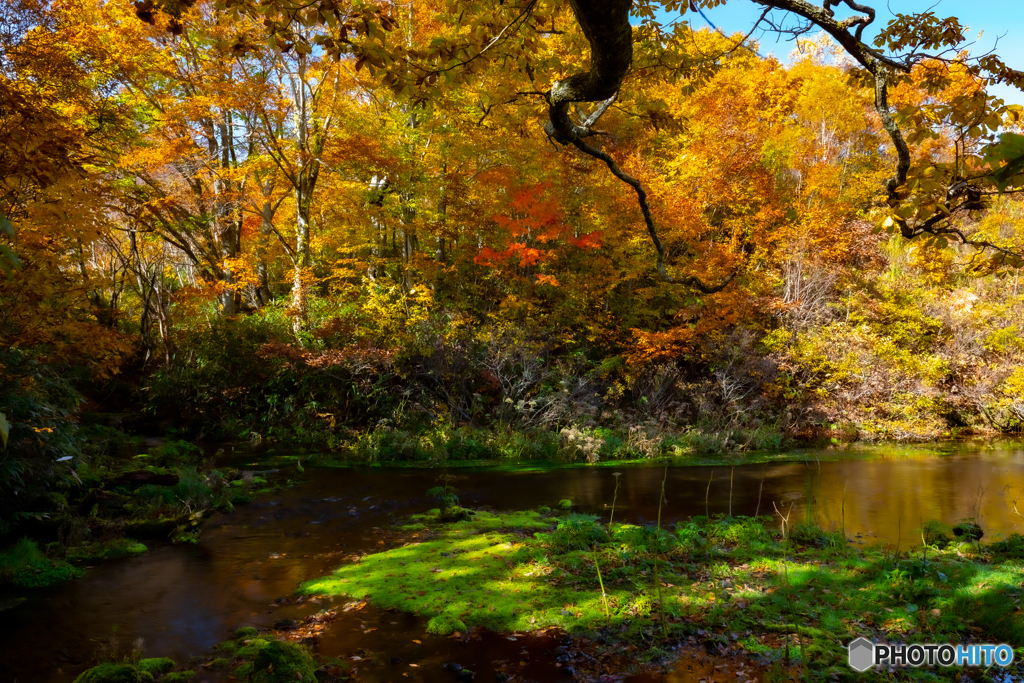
[301,507,1024,681]
[71,629,318,683]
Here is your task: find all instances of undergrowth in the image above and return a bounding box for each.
[0,537,82,587]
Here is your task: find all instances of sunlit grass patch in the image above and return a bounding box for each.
[301,510,675,634]
[300,506,1024,677]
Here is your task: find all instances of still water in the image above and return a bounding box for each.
[2,442,1022,683]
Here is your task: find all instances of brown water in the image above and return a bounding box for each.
[2,441,1023,683]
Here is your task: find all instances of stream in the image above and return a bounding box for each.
[2,441,1023,683]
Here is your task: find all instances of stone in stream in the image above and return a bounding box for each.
[445,662,463,672]
[72,663,149,683]
[250,640,317,683]
[455,670,476,683]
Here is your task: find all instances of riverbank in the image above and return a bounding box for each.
[5,432,1022,595]
[5,454,1024,683]
[0,437,298,591]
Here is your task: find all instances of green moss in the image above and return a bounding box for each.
[214,639,238,654]
[0,538,83,588]
[208,658,231,670]
[67,539,147,565]
[990,533,1024,559]
[136,658,175,675]
[235,626,260,638]
[162,672,195,683]
[426,613,467,635]
[250,640,317,683]
[941,562,1024,644]
[558,499,572,510]
[301,507,1024,663]
[73,663,151,683]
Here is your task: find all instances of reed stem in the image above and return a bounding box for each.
[655,464,669,639]
[593,544,609,621]
[608,472,622,532]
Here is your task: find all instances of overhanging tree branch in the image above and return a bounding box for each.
[542,0,733,291]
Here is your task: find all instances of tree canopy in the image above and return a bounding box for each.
[3,0,1024,470]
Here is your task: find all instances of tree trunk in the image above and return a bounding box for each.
[291,189,312,332]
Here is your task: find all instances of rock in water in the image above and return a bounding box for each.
[73,663,151,683]
[251,640,317,683]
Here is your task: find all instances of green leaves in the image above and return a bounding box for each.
[0,214,21,277]
[983,133,1024,193]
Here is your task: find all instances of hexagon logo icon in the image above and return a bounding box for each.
[848,637,874,672]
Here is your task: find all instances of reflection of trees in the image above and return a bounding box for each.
[516,454,1024,545]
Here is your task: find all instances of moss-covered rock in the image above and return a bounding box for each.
[214,639,238,654]
[11,559,82,587]
[136,658,175,676]
[208,658,231,670]
[953,520,983,541]
[250,640,317,683]
[162,672,195,683]
[235,626,259,638]
[558,499,572,510]
[73,663,152,683]
[426,614,467,635]
[67,539,147,565]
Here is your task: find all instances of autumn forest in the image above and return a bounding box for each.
[4,0,1024,679]
[5,0,1024,473]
